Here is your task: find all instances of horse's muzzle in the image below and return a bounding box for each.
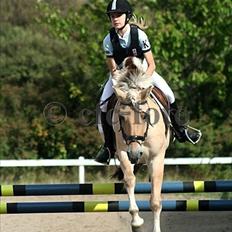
[127,144,143,164]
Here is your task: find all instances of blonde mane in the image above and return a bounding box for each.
[113,57,152,93]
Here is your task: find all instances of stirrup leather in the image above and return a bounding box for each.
[184,125,202,144]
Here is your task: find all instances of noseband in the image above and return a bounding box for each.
[119,100,150,146]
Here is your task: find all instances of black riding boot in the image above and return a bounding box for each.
[95,112,116,164]
[170,102,201,144]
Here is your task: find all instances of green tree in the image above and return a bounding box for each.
[0,0,231,159]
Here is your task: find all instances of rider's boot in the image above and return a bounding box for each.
[95,112,116,164]
[170,102,202,144]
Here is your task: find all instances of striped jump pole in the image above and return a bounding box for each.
[0,200,231,214]
[1,180,232,196]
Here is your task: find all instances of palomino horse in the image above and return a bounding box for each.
[112,57,170,232]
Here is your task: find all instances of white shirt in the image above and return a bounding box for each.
[103,25,151,57]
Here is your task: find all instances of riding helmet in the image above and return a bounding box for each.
[106,0,133,20]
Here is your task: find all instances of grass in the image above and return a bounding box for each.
[1,164,231,184]
[1,165,231,200]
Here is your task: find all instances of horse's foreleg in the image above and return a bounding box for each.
[149,154,165,232]
[120,155,144,228]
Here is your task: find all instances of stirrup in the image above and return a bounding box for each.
[184,125,202,144]
[95,146,111,165]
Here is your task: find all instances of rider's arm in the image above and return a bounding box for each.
[106,57,117,76]
[143,50,156,77]
[103,34,117,76]
[138,29,156,77]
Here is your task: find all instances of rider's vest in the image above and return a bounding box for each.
[109,24,144,66]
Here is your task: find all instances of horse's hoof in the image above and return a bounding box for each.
[131,217,144,228]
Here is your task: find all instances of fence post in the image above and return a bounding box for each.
[78,156,85,184]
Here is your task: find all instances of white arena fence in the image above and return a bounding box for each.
[0,157,231,183]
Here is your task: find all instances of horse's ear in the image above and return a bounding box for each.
[140,86,153,100]
[113,87,127,101]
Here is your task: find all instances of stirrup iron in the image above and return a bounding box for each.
[184,125,202,144]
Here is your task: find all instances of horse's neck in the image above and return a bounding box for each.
[112,100,121,131]
[147,97,161,116]
[147,97,170,139]
[147,97,167,129]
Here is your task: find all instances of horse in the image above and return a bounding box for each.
[111,57,170,232]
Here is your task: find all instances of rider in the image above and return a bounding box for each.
[95,0,201,164]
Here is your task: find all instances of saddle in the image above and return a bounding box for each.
[151,86,169,111]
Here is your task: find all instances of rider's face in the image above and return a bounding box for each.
[110,12,126,29]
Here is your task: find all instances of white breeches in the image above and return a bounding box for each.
[100,72,175,112]
[152,71,175,103]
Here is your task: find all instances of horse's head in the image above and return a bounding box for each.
[113,57,153,164]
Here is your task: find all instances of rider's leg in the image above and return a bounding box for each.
[95,77,116,164]
[151,72,201,144]
[169,102,201,144]
[151,71,175,104]
[99,76,114,113]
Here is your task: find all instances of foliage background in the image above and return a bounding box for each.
[0,0,231,174]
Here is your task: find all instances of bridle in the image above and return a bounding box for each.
[118,99,151,146]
